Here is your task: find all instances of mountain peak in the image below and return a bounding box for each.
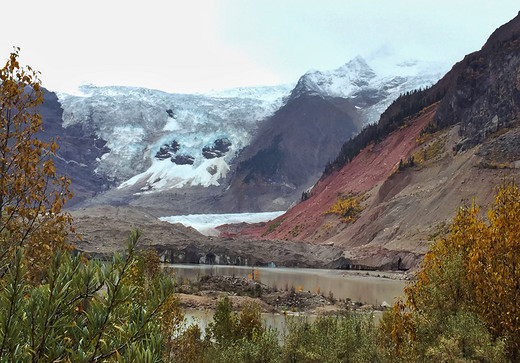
[289,56,377,100]
[337,55,373,73]
[481,10,520,51]
[288,56,446,126]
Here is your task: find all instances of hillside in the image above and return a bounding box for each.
[218,56,447,212]
[234,11,520,269]
[69,205,346,269]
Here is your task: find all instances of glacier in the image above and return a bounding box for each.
[57,84,293,190]
[160,211,285,236]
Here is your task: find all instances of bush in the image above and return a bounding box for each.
[204,296,280,362]
[282,314,380,362]
[324,193,364,222]
[384,182,520,360]
[0,229,176,362]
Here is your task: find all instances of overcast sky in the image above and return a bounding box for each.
[1,1,518,94]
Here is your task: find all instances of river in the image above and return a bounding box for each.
[174,264,406,337]
[170,264,405,306]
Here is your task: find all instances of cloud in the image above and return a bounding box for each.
[1,1,518,93]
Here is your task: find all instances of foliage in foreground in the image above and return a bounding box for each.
[174,295,380,363]
[282,314,379,363]
[203,296,280,362]
[384,182,520,361]
[0,229,175,362]
[0,48,74,282]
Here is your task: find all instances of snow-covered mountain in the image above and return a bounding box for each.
[53,56,449,211]
[291,56,449,125]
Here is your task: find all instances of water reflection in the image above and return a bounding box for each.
[170,264,405,305]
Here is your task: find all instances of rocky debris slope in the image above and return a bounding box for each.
[235,106,438,269]
[69,206,350,269]
[238,111,520,270]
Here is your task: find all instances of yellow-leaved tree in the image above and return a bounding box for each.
[468,182,520,356]
[0,48,73,280]
[383,182,520,361]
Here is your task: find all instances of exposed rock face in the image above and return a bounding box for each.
[155,140,180,160]
[202,138,232,159]
[171,154,195,165]
[433,11,520,148]
[223,94,361,211]
[36,89,112,205]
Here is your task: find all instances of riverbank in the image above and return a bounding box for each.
[171,264,406,307]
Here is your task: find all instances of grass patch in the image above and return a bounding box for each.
[478,161,510,169]
[289,224,301,237]
[412,137,446,164]
[391,135,447,177]
[262,218,284,236]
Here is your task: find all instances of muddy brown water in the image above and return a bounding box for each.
[170,264,405,306]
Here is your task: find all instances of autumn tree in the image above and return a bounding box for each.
[384,182,520,360]
[0,48,73,280]
[468,182,520,357]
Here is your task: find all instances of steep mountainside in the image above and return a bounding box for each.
[36,90,112,203]
[238,11,520,269]
[221,94,360,211]
[218,57,447,211]
[46,57,446,212]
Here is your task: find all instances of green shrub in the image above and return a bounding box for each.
[262,219,284,236]
[281,314,380,362]
[0,229,175,362]
[204,296,280,362]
